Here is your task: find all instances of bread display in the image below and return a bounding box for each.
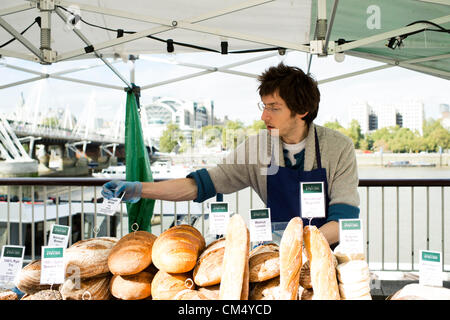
[60,274,112,300]
[303,225,340,300]
[219,214,250,300]
[21,289,62,300]
[108,231,157,275]
[151,270,193,300]
[249,276,280,300]
[110,271,154,300]
[152,225,206,273]
[65,237,118,279]
[249,243,280,282]
[193,238,225,286]
[15,259,51,294]
[279,217,303,300]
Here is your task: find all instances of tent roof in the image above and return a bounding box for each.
[0,0,449,88]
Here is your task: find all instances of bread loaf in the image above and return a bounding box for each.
[65,237,118,279]
[279,217,303,300]
[0,289,18,300]
[249,276,279,300]
[15,260,51,294]
[219,214,250,300]
[60,274,112,300]
[108,231,157,275]
[390,283,450,300]
[110,271,154,300]
[333,244,365,264]
[300,288,314,300]
[152,225,205,273]
[21,289,62,300]
[303,225,340,300]
[249,243,280,282]
[173,289,209,300]
[151,270,193,300]
[299,260,312,289]
[193,238,225,286]
[198,285,220,300]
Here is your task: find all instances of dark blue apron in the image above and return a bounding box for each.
[267,128,330,244]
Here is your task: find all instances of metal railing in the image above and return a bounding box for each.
[0,177,448,274]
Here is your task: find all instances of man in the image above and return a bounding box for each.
[102,63,360,246]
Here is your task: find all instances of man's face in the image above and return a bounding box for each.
[260,91,308,144]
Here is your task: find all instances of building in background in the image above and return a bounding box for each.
[349,100,425,135]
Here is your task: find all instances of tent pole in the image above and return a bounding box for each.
[0,3,36,17]
[324,0,339,55]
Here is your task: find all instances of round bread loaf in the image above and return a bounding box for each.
[249,243,280,282]
[65,237,118,279]
[15,260,51,294]
[152,225,205,273]
[60,274,112,300]
[21,289,62,300]
[110,271,154,300]
[249,276,279,300]
[173,289,209,300]
[193,238,225,286]
[299,260,312,289]
[151,270,193,300]
[108,231,157,275]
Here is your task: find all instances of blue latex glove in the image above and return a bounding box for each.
[101,180,142,203]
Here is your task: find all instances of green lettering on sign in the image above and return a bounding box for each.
[342,220,361,230]
[211,203,228,213]
[422,251,440,263]
[44,247,64,259]
[52,225,69,236]
[4,246,24,258]
[251,209,269,220]
[302,183,322,193]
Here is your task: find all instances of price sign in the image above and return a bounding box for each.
[0,245,25,288]
[209,202,230,235]
[419,250,443,287]
[339,219,364,254]
[98,193,124,216]
[48,224,70,248]
[300,182,326,219]
[40,246,65,285]
[249,208,272,242]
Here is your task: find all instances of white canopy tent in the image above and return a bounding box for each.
[0,0,449,93]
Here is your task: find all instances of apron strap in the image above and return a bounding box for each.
[314,127,322,169]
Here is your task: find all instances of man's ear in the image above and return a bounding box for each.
[295,111,309,121]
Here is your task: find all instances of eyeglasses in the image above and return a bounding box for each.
[257,102,282,113]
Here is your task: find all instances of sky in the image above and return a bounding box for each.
[0,50,449,129]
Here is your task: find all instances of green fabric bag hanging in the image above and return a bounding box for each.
[125,87,155,233]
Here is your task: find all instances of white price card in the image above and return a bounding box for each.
[40,246,65,285]
[0,245,25,289]
[300,182,326,219]
[249,208,272,242]
[419,250,443,287]
[48,224,71,248]
[339,219,364,254]
[98,193,124,216]
[209,202,230,235]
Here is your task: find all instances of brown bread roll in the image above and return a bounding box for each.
[15,260,51,294]
[108,231,157,275]
[299,260,312,289]
[303,225,340,300]
[60,274,112,300]
[193,238,225,287]
[249,243,280,282]
[279,217,303,300]
[151,225,205,273]
[110,271,154,300]
[21,289,62,300]
[65,237,118,279]
[151,270,193,300]
[249,276,280,300]
[219,214,250,300]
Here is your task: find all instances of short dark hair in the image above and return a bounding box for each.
[257,63,320,124]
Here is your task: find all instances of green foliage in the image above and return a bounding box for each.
[159,123,185,153]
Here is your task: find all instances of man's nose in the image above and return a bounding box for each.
[261,109,270,121]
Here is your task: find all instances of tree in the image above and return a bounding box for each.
[222,120,246,150]
[159,123,185,153]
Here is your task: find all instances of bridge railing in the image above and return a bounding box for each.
[0,177,448,275]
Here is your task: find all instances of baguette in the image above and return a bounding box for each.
[152,225,205,273]
[303,225,340,300]
[279,217,303,300]
[108,231,157,275]
[219,214,249,300]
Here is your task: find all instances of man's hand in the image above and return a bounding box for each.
[101,180,142,203]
